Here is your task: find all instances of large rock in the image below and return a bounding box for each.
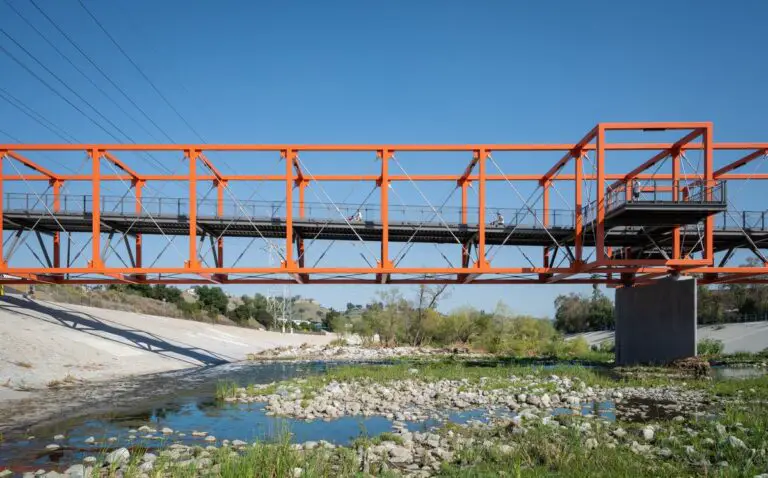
[63,465,85,478]
[105,447,130,466]
[389,446,413,464]
[642,426,654,442]
[728,436,746,449]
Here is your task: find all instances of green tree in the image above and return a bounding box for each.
[195,286,229,316]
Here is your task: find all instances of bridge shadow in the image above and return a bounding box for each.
[0,295,232,367]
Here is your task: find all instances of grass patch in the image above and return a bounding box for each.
[11,361,33,369]
[240,358,683,399]
[148,434,360,477]
[329,337,348,347]
[46,373,77,389]
[701,374,768,398]
[215,380,239,400]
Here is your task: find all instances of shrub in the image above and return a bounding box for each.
[698,338,725,355]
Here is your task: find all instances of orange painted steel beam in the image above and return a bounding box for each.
[103,151,142,180]
[198,152,226,182]
[5,151,60,180]
[13,172,761,182]
[714,148,768,178]
[596,126,606,261]
[0,151,4,267]
[88,148,102,268]
[542,126,597,180]
[378,149,393,284]
[704,126,715,262]
[476,149,489,270]
[3,142,767,152]
[607,128,703,191]
[2,123,767,285]
[186,149,201,269]
[574,152,583,262]
[282,149,296,269]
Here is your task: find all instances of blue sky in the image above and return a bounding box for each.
[0,0,767,316]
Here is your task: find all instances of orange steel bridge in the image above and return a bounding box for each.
[0,122,767,286]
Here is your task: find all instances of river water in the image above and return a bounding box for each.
[0,360,760,474]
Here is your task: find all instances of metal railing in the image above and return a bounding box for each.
[1,192,575,229]
[714,210,768,231]
[582,180,727,224]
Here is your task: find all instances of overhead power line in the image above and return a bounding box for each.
[0,28,132,142]
[0,39,122,141]
[26,0,176,143]
[77,0,208,143]
[0,85,77,142]
[3,0,164,143]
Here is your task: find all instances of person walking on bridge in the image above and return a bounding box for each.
[491,211,505,227]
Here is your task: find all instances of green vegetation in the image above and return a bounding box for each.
[698,338,725,355]
[439,404,768,477]
[344,287,607,358]
[215,380,239,400]
[554,284,614,333]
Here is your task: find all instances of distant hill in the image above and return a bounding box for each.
[292,298,329,324]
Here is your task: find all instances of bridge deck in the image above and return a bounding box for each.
[3,207,760,252]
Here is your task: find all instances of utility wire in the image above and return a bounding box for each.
[0,29,178,179]
[0,85,76,142]
[0,28,134,142]
[4,0,164,143]
[0,40,121,141]
[77,0,207,143]
[27,0,175,143]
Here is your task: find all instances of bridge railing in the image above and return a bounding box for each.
[582,180,727,224]
[2,192,578,229]
[713,210,768,231]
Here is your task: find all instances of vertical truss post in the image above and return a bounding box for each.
[460,180,469,268]
[378,150,392,267]
[476,149,489,268]
[704,124,714,262]
[52,179,62,271]
[574,151,583,263]
[377,150,392,283]
[297,179,308,282]
[596,126,606,262]
[134,179,144,277]
[540,180,551,279]
[89,148,103,269]
[672,148,681,260]
[216,179,226,270]
[0,151,4,268]
[282,149,296,269]
[461,181,468,224]
[185,149,201,270]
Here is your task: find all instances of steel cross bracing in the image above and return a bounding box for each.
[1,122,768,286]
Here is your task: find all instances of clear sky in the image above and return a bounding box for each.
[0,0,767,316]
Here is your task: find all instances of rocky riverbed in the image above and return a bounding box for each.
[14,393,767,477]
[249,344,482,362]
[3,357,768,477]
[227,373,714,423]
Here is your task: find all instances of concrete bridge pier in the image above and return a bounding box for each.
[615,277,697,365]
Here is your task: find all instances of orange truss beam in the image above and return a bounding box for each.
[0,122,766,285]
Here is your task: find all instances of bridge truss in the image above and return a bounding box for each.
[0,122,767,286]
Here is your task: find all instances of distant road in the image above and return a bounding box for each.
[568,322,768,354]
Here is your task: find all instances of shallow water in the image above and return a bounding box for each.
[0,361,619,473]
[9,360,757,472]
[711,366,767,379]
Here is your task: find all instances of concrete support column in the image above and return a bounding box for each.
[615,277,697,365]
